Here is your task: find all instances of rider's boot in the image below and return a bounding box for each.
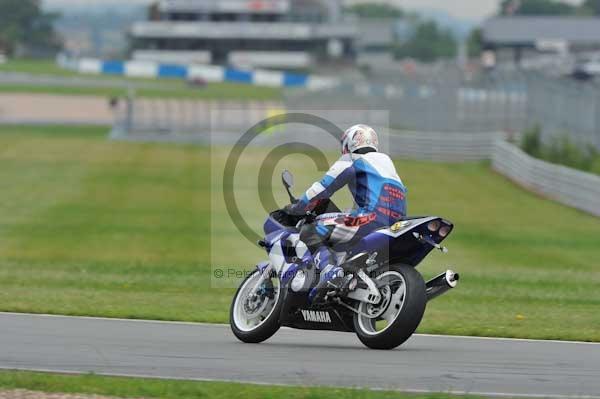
[309,246,345,304]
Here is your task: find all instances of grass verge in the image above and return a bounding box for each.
[0,370,484,399]
[0,60,76,77]
[0,82,281,100]
[0,125,599,340]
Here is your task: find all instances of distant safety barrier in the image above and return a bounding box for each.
[492,140,600,217]
[57,55,338,90]
[110,96,501,162]
[386,130,502,162]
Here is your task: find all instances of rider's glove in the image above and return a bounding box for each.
[283,203,305,216]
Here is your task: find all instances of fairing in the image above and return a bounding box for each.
[254,212,453,333]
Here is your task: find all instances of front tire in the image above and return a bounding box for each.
[353,264,426,350]
[230,268,283,343]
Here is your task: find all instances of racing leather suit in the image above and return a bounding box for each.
[289,149,407,301]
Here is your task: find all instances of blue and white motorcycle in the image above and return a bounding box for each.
[230,170,459,349]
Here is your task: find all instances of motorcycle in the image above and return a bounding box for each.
[230,170,459,350]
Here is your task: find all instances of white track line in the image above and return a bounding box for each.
[0,311,221,327]
[2,311,599,346]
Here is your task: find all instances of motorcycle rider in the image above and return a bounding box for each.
[284,124,407,303]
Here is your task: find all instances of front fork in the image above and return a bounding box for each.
[249,261,272,296]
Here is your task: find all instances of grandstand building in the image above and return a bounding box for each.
[130,0,356,69]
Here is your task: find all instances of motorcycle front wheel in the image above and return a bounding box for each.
[230,268,283,343]
[353,264,426,350]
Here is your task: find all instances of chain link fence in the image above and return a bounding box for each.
[526,73,600,149]
[110,97,502,161]
[111,98,286,143]
[285,67,529,134]
[285,67,600,149]
[111,67,600,150]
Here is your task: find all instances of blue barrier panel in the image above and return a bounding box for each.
[158,64,188,79]
[283,73,308,87]
[102,61,125,75]
[75,57,325,88]
[225,68,253,83]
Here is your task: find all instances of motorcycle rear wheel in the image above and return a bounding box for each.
[353,264,426,350]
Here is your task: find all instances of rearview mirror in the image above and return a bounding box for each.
[282,170,294,189]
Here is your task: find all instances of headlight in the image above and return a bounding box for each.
[427,220,441,232]
[439,225,451,237]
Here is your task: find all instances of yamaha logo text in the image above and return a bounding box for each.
[300,310,332,323]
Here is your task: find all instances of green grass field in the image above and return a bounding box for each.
[0,59,77,76]
[0,370,485,399]
[0,59,282,100]
[0,125,599,340]
[0,83,281,100]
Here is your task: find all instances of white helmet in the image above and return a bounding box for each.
[341,124,379,155]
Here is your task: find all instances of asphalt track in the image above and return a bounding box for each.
[1,313,599,398]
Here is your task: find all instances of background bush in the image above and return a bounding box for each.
[520,126,600,175]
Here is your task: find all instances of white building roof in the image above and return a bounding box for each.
[131,21,355,40]
[158,0,291,14]
[483,17,600,45]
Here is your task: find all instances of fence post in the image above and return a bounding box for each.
[125,87,135,135]
[595,89,600,149]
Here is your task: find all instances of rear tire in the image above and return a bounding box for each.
[230,269,283,344]
[353,264,426,350]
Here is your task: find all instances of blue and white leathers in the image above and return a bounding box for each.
[290,151,407,301]
[293,152,407,224]
[295,152,406,225]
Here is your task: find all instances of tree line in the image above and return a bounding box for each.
[350,0,600,63]
[346,3,458,63]
[0,0,61,57]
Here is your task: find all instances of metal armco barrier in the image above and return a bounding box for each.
[492,140,600,217]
